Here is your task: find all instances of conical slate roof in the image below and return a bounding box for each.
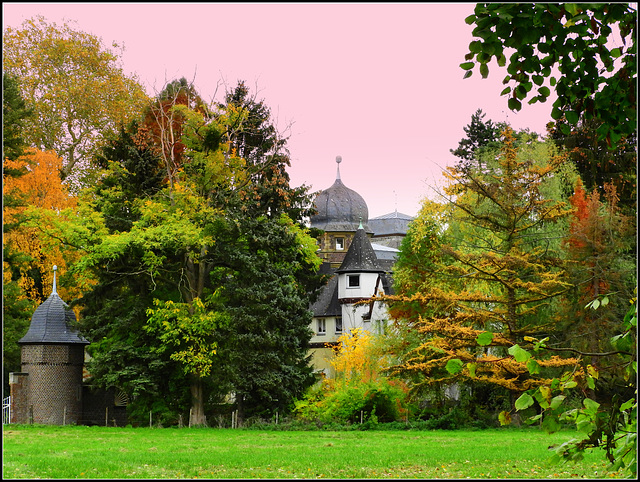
[19,267,89,345]
[336,224,384,274]
[310,156,371,233]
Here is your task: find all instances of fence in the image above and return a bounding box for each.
[2,396,11,424]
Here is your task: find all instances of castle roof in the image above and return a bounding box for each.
[369,210,414,237]
[336,224,384,274]
[19,267,89,345]
[310,156,371,233]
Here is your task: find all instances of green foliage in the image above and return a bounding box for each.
[463,3,637,146]
[450,108,504,170]
[506,297,637,477]
[1,279,36,396]
[2,73,32,164]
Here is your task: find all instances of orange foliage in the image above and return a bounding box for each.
[3,148,79,303]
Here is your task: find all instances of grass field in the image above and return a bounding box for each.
[2,424,624,479]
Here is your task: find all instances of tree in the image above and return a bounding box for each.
[450,108,502,169]
[295,328,410,425]
[559,179,636,366]
[548,117,637,218]
[3,149,80,303]
[2,73,31,165]
[461,3,637,146]
[386,127,578,399]
[3,15,150,188]
[54,79,322,426]
[209,213,321,423]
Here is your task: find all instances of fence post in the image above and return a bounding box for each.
[105,406,109,427]
[149,411,152,428]
[63,406,67,426]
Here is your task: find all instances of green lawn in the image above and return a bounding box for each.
[2,424,624,479]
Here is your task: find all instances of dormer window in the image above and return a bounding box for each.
[335,237,344,250]
[347,274,360,288]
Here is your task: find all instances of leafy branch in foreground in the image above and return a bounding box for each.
[448,295,637,477]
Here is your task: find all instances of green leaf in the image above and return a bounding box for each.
[468,40,483,53]
[476,331,494,346]
[463,70,473,80]
[537,86,550,98]
[565,110,579,124]
[445,358,464,374]
[620,398,635,411]
[479,63,489,78]
[508,344,531,362]
[515,392,534,410]
[526,359,541,374]
[541,414,561,433]
[550,395,565,410]
[464,14,476,25]
[460,61,475,70]
[498,411,512,425]
[565,4,579,16]
[507,97,522,111]
[467,362,477,378]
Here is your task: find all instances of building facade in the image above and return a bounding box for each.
[308,157,413,377]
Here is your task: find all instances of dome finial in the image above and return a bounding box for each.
[335,155,342,180]
[52,265,58,295]
[358,216,363,230]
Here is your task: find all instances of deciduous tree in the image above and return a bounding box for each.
[3,15,150,188]
[462,3,636,146]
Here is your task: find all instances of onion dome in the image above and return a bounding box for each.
[310,156,371,233]
[19,266,89,345]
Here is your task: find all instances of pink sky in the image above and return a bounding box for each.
[3,2,556,218]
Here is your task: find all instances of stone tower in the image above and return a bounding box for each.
[10,266,89,424]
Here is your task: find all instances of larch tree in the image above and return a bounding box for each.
[2,15,150,189]
[386,127,578,397]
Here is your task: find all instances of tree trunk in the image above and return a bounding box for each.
[190,377,206,426]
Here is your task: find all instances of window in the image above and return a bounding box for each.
[335,237,344,250]
[347,274,360,288]
[317,319,326,335]
[335,317,343,334]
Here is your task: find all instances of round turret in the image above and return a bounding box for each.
[310,156,371,233]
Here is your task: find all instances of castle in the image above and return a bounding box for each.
[307,156,413,377]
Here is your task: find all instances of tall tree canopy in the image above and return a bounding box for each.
[462,3,637,146]
[43,79,322,426]
[3,15,150,188]
[387,128,578,394]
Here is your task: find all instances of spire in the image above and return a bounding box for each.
[335,155,342,181]
[52,265,58,295]
[358,217,363,230]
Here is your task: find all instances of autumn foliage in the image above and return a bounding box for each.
[3,148,80,303]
